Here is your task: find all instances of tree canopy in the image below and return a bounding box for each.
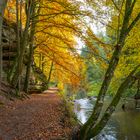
[0,0,140,139]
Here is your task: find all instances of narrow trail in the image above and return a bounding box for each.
[0,88,72,140]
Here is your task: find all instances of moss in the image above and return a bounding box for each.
[62,98,78,125]
[62,98,83,140]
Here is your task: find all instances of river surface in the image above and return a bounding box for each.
[74,97,140,140]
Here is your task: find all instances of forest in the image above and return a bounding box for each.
[0,0,140,140]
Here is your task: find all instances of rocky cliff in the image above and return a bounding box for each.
[2,19,17,72]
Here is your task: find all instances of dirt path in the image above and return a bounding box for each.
[0,88,72,140]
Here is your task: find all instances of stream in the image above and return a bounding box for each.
[74,97,140,140]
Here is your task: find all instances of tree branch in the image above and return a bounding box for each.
[127,12,140,35]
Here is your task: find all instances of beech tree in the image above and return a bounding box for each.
[1,0,140,139]
[77,0,140,139]
[3,0,85,93]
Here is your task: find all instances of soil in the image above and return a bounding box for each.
[0,88,73,140]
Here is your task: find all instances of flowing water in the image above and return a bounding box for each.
[74,97,140,140]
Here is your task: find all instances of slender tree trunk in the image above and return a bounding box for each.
[42,56,45,73]
[39,53,42,70]
[7,0,22,83]
[11,1,33,88]
[0,0,7,90]
[16,0,21,91]
[134,79,140,108]
[46,61,54,89]
[16,0,20,54]
[86,66,140,139]
[79,0,140,139]
[23,32,35,93]
[24,2,38,93]
[79,51,139,140]
[20,0,23,38]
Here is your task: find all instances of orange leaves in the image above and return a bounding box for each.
[33,0,85,90]
[5,0,26,25]
[35,44,84,88]
[4,1,16,21]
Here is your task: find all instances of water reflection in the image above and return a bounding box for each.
[74,98,140,140]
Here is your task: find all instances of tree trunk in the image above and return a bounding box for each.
[46,61,54,89]
[11,1,33,88]
[16,0,21,90]
[79,0,140,139]
[32,63,48,90]
[24,2,39,93]
[85,66,140,139]
[23,31,35,93]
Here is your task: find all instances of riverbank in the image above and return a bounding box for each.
[0,89,75,140]
[74,97,140,140]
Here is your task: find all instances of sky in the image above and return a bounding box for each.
[74,0,109,53]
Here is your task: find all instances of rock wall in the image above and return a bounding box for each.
[2,19,17,73]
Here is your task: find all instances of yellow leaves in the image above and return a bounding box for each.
[4,1,16,21]
[32,0,85,91]
[5,0,26,25]
[35,42,84,89]
[129,0,140,25]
